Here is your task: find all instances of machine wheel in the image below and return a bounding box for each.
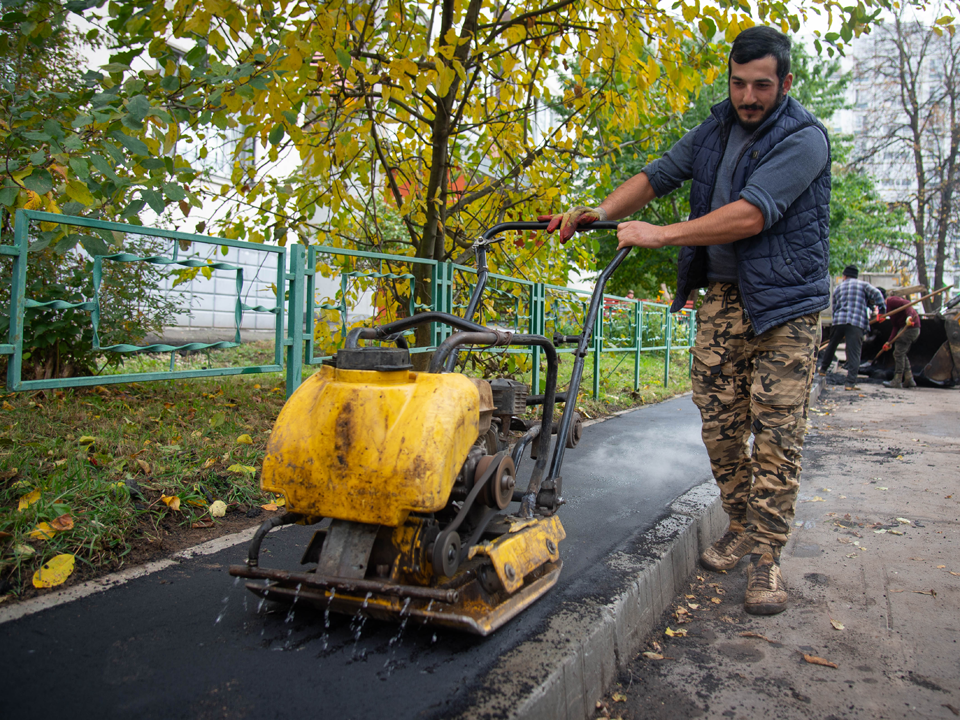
[433,531,461,577]
[476,454,516,510]
[565,412,583,449]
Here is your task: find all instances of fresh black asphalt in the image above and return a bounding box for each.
[0,394,710,719]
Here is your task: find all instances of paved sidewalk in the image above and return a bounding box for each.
[595,379,960,720]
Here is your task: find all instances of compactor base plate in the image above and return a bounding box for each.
[237,559,562,636]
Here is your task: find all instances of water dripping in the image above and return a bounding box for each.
[323,588,336,629]
[284,583,303,624]
[215,593,230,624]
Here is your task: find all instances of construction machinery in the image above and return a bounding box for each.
[859,292,960,387]
[230,221,626,635]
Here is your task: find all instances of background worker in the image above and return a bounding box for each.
[881,294,921,388]
[817,265,885,390]
[539,26,830,615]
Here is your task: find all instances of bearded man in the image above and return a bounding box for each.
[540,26,830,615]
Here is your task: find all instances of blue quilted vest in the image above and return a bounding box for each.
[671,96,832,336]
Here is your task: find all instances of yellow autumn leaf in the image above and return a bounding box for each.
[261,503,279,512]
[32,554,76,588]
[236,434,253,445]
[160,494,181,511]
[227,464,256,475]
[137,458,151,474]
[78,436,96,445]
[642,651,664,660]
[202,457,216,470]
[273,495,286,507]
[14,543,35,557]
[2,401,14,410]
[209,500,227,517]
[18,488,41,511]
[612,692,627,702]
[664,627,687,637]
[29,522,57,540]
[830,619,845,631]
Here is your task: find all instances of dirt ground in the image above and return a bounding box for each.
[596,377,960,720]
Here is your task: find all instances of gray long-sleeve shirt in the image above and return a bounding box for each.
[643,120,829,282]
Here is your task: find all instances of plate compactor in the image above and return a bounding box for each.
[230,221,628,635]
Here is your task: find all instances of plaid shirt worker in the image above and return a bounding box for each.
[831,278,884,330]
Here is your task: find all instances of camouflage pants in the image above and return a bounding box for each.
[691,283,819,551]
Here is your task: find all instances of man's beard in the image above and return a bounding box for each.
[734,86,786,132]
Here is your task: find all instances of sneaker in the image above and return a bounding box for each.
[700,522,754,571]
[844,384,859,391]
[744,551,788,615]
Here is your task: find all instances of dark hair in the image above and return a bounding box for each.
[728,26,792,84]
[842,264,859,279]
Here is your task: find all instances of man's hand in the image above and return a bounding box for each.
[537,206,604,243]
[906,316,916,327]
[877,313,887,323]
[882,343,892,352]
[616,221,668,250]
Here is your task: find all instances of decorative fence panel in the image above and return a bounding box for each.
[2,210,694,400]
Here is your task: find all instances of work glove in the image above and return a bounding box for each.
[537,205,607,243]
[877,313,887,323]
[906,316,915,327]
[882,343,892,352]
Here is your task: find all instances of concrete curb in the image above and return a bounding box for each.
[463,481,723,720]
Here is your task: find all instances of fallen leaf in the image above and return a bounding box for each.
[202,457,216,470]
[2,401,14,410]
[191,519,214,529]
[0,468,19,482]
[29,522,56,540]
[710,597,722,604]
[664,627,687,637]
[740,632,774,643]
[937,565,946,569]
[160,494,181,511]
[261,503,279,512]
[897,518,912,524]
[803,654,838,669]
[943,703,960,717]
[811,496,825,502]
[78,436,96,445]
[642,652,664,660]
[136,458,151,474]
[236,434,253,445]
[874,529,887,534]
[687,603,700,610]
[719,615,737,624]
[889,530,905,536]
[14,543,35,557]
[273,495,286,507]
[50,514,74,531]
[18,488,41,511]
[890,589,905,593]
[227,463,256,475]
[877,487,889,491]
[913,589,937,597]
[949,572,960,577]
[612,693,627,702]
[830,619,845,631]
[32,554,75,588]
[209,500,228,518]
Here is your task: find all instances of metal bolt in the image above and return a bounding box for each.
[501,474,515,491]
[546,539,557,554]
[504,563,516,581]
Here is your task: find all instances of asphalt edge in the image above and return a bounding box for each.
[461,480,723,720]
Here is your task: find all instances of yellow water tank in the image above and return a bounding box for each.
[262,364,480,526]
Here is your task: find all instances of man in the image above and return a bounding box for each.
[817,266,885,390]
[880,294,921,389]
[540,26,830,615]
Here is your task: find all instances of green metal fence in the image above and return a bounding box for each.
[2,210,694,399]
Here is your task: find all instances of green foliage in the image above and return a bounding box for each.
[0,229,182,379]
